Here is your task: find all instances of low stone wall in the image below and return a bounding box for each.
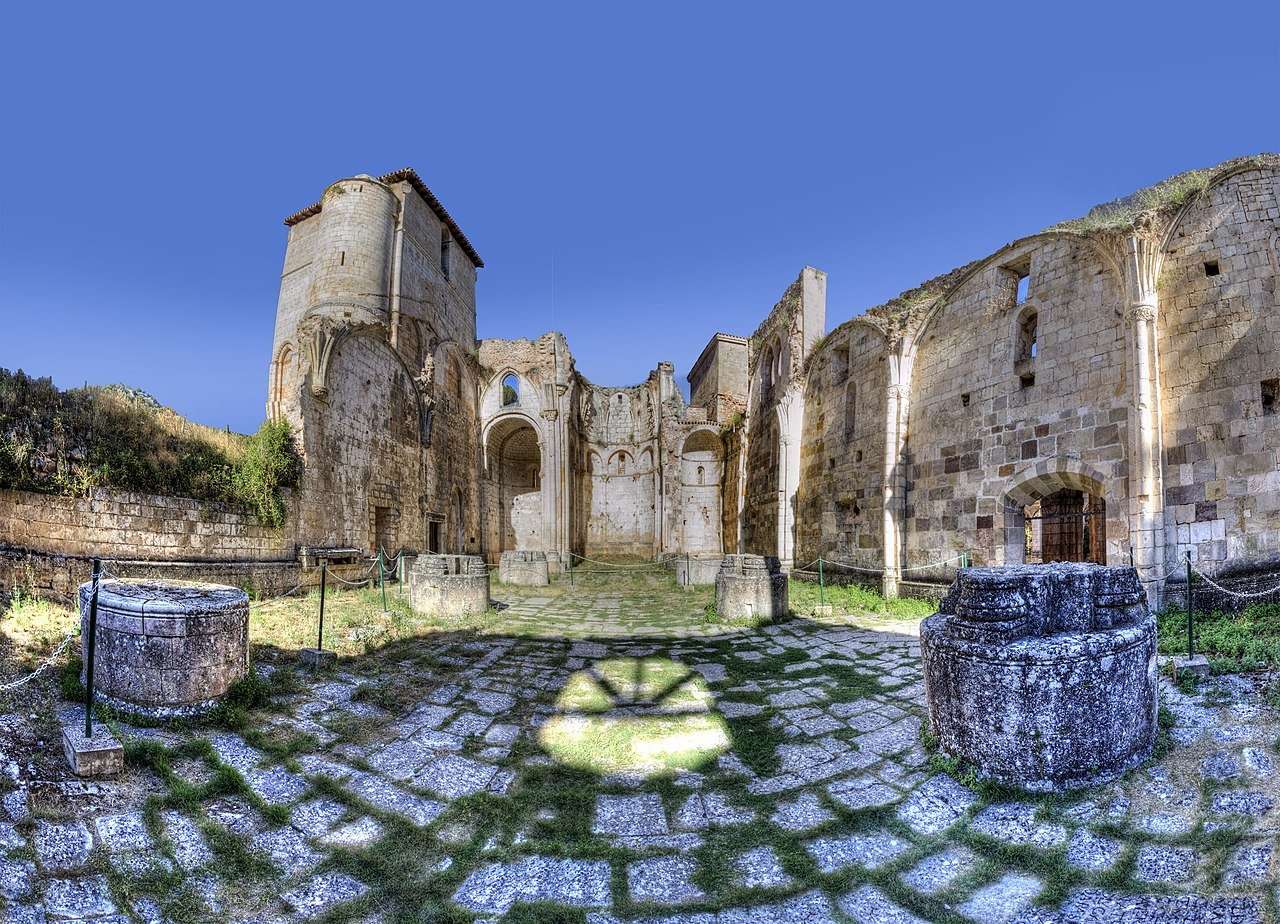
[0,488,297,561]
[498,551,550,586]
[671,554,722,586]
[0,487,305,603]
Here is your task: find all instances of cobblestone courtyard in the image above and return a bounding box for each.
[2,577,1277,923]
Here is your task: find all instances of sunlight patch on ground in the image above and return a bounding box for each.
[539,656,730,775]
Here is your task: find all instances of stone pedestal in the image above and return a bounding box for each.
[715,555,788,621]
[1173,654,1210,681]
[80,579,249,720]
[409,555,490,617]
[61,723,124,777]
[673,554,722,587]
[921,563,1158,792]
[498,551,550,586]
[299,648,336,670]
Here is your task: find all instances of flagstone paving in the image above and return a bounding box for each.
[1,575,1279,922]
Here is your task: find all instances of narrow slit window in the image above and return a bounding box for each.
[1204,260,1220,277]
[440,228,452,280]
[1017,309,1038,362]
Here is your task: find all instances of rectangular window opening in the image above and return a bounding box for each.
[1204,260,1220,277]
[1263,379,1279,417]
[1020,371,1036,389]
[1015,271,1030,304]
[961,392,971,408]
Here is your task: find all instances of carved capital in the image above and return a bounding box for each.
[299,317,341,399]
[1124,300,1158,325]
[887,383,911,401]
[1122,232,1162,314]
[540,409,559,422]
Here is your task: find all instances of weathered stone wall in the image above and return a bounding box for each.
[904,237,1130,572]
[1157,167,1280,573]
[796,321,888,569]
[0,488,296,561]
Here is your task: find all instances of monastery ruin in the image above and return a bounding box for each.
[6,156,1280,605]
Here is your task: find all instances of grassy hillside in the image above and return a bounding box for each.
[0,369,300,526]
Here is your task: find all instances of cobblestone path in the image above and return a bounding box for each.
[0,581,1274,923]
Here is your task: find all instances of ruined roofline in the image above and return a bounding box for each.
[847,152,1280,328]
[283,167,484,268]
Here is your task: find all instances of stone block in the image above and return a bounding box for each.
[498,550,549,586]
[715,554,788,621]
[408,555,490,616]
[61,723,124,777]
[299,648,337,670]
[1173,654,1210,680]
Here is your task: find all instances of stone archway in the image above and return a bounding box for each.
[1000,460,1113,566]
[680,429,723,554]
[483,415,543,555]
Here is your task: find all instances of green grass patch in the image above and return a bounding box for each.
[1157,603,1280,670]
[788,578,936,620]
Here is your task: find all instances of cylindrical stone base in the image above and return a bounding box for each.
[921,611,1158,791]
[80,579,249,720]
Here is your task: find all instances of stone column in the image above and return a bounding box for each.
[774,386,804,570]
[1122,233,1167,605]
[540,407,564,572]
[881,339,914,598]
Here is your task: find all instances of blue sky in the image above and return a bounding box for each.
[1,2,1276,433]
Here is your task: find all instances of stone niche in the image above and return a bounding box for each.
[921,563,1157,792]
[408,554,490,617]
[715,554,788,621]
[80,579,249,720]
[498,550,550,586]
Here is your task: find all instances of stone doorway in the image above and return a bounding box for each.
[1022,489,1106,564]
[484,416,543,555]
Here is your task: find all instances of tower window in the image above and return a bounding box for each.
[1204,260,1220,277]
[441,228,452,280]
[961,392,971,407]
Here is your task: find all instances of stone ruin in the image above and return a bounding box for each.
[673,552,723,587]
[80,579,249,719]
[407,554,490,617]
[498,550,550,586]
[715,554,788,621]
[920,563,1157,792]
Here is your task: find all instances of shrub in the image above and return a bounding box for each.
[0,369,299,526]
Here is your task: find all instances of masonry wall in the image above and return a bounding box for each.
[1157,166,1280,573]
[795,322,888,570]
[904,238,1130,574]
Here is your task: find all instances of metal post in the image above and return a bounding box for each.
[378,549,388,612]
[317,561,327,652]
[1129,546,1134,568]
[83,557,101,738]
[818,557,825,606]
[570,553,575,587]
[686,552,690,588]
[1186,550,1194,659]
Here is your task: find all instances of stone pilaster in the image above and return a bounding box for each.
[1122,231,1167,605]
[774,386,804,570]
[881,345,913,598]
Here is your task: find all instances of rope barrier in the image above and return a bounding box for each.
[800,552,969,575]
[1190,563,1280,600]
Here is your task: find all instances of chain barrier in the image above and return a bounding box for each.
[0,632,78,693]
[798,552,969,575]
[1190,563,1280,600]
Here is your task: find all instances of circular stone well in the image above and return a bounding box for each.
[920,563,1157,792]
[79,579,249,719]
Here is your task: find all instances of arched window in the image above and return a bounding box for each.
[1018,310,1038,362]
[697,465,705,485]
[501,373,519,406]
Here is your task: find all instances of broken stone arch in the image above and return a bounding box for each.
[998,458,1115,566]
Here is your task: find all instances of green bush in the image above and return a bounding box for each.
[0,368,299,526]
